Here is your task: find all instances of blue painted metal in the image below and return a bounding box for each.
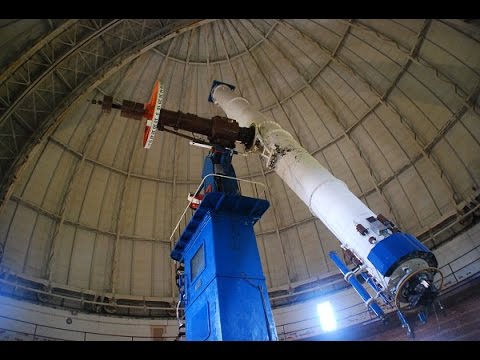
[360,272,390,306]
[396,310,413,337]
[417,310,427,324]
[208,80,236,103]
[201,145,239,195]
[329,251,385,319]
[367,233,438,276]
[171,192,277,341]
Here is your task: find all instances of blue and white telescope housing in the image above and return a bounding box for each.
[210,81,443,336]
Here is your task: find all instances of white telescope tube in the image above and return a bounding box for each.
[212,84,389,287]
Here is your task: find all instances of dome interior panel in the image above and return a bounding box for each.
[50,224,75,284]
[281,227,309,283]
[427,20,480,76]
[23,214,55,278]
[152,241,173,297]
[157,133,176,181]
[337,44,392,96]
[67,228,95,289]
[419,39,478,96]
[269,28,322,84]
[134,180,157,240]
[131,241,153,296]
[89,234,114,291]
[96,115,135,169]
[187,144,205,182]
[78,166,111,229]
[140,135,164,179]
[216,20,242,60]
[268,107,300,145]
[356,20,418,50]
[281,99,319,153]
[121,178,141,236]
[388,87,437,145]
[154,182,173,241]
[288,93,331,150]
[462,109,480,154]
[347,125,392,181]
[314,220,344,271]
[173,137,189,180]
[321,139,361,195]
[333,139,370,195]
[162,63,184,111]
[41,149,78,214]
[96,172,123,233]
[265,174,295,228]
[396,164,442,229]
[11,142,47,198]
[285,185,312,224]
[396,72,455,131]
[286,19,343,54]
[373,104,422,160]
[314,70,361,129]
[297,221,328,276]
[328,61,380,108]
[432,139,477,200]
[238,55,275,110]
[342,32,401,84]
[364,190,395,223]
[408,59,469,113]
[21,142,63,207]
[195,65,216,118]
[360,112,411,174]
[348,27,407,71]
[414,156,455,217]
[255,205,276,235]
[116,238,133,294]
[302,87,345,140]
[382,179,420,233]
[444,121,480,189]
[65,162,94,222]
[54,101,95,148]
[262,232,289,289]
[255,235,271,288]
[0,201,17,245]
[2,204,36,272]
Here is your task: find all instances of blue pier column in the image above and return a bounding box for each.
[171,192,278,341]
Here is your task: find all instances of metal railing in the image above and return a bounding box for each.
[436,243,480,288]
[0,233,478,341]
[0,199,477,320]
[169,173,267,244]
[276,241,480,340]
[0,314,178,341]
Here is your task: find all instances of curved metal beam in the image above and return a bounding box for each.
[150,20,278,66]
[0,20,78,86]
[0,19,212,216]
[0,20,122,124]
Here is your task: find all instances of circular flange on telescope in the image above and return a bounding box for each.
[143,80,165,149]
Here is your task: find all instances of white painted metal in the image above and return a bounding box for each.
[212,84,391,287]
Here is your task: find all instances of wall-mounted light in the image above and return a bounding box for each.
[317,301,336,332]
